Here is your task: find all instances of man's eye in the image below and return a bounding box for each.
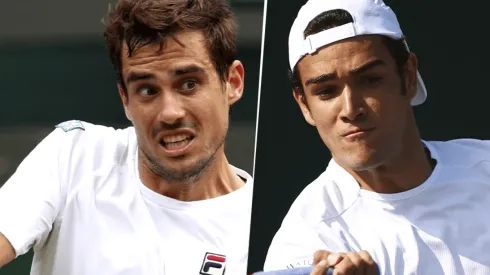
[314,87,337,99]
[362,76,383,85]
[138,87,157,97]
[181,80,198,91]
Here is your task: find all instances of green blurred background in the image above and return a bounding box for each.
[0,0,263,274]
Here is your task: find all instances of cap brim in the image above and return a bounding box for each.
[411,71,427,106]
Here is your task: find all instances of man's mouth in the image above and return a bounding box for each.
[160,134,195,150]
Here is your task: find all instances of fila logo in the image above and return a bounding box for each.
[200,252,226,275]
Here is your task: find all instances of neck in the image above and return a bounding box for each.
[138,147,245,201]
[343,118,434,194]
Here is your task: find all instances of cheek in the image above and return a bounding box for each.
[308,101,338,141]
[129,104,158,141]
[367,93,408,139]
[371,86,405,117]
[309,97,338,122]
[193,92,229,130]
[209,100,229,130]
[385,104,407,130]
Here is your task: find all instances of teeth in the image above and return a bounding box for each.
[163,134,191,144]
[165,139,191,150]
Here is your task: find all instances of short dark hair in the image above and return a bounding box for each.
[103,0,238,93]
[290,9,410,95]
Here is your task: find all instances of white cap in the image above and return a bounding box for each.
[288,0,427,105]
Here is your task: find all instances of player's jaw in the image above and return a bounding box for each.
[331,140,382,171]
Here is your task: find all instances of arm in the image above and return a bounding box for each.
[263,184,347,272]
[0,127,72,263]
[263,216,326,271]
[0,233,15,268]
[265,231,378,275]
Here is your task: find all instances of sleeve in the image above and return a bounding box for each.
[0,127,73,258]
[262,178,354,272]
[263,213,327,271]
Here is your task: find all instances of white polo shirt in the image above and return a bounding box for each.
[264,139,490,275]
[0,120,253,275]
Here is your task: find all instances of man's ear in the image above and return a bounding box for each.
[118,84,131,121]
[404,53,419,101]
[226,60,245,106]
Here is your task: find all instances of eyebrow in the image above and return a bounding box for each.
[304,59,386,86]
[126,71,156,84]
[171,65,205,77]
[126,65,205,85]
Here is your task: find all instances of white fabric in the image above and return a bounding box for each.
[303,23,357,54]
[0,121,253,275]
[264,139,490,274]
[288,0,427,106]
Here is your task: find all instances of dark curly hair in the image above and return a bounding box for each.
[103,0,238,93]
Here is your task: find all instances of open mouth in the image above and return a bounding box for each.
[160,134,195,151]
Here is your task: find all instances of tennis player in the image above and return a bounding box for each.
[263,0,490,274]
[0,0,253,274]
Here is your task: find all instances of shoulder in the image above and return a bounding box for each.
[425,138,490,168]
[264,168,352,267]
[46,120,136,169]
[284,168,354,227]
[54,120,133,147]
[263,171,339,271]
[230,165,253,185]
[54,120,133,142]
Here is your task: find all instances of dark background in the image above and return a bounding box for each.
[247,0,490,273]
[0,0,263,274]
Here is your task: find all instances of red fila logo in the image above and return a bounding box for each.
[200,252,226,275]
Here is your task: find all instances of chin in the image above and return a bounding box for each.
[334,149,384,172]
[158,153,201,169]
[154,154,215,183]
[347,161,382,172]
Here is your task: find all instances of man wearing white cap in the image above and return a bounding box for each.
[0,0,254,274]
[263,0,490,274]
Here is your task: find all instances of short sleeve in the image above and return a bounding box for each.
[0,127,70,257]
[263,212,327,271]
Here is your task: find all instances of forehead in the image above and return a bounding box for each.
[297,35,394,78]
[121,30,214,79]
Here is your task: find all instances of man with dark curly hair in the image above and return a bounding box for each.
[0,1,254,274]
